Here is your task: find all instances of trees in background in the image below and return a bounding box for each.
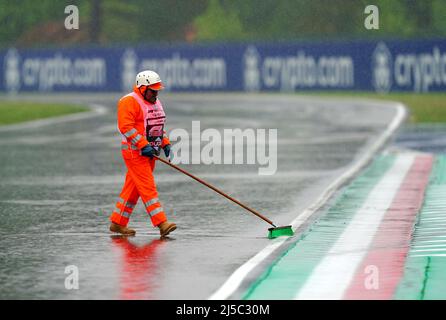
[0,0,207,47]
[0,0,445,48]
[202,0,446,41]
[0,0,68,47]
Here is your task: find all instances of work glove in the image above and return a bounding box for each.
[141,145,156,158]
[163,144,171,158]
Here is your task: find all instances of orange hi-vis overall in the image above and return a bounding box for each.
[110,87,170,228]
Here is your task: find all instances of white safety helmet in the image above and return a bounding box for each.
[135,70,164,90]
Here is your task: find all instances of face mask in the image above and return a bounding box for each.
[141,87,158,103]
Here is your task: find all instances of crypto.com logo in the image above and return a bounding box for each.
[372,42,393,93]
[121,49,138,92]
[3,48,21,93]
[243,46,261,92]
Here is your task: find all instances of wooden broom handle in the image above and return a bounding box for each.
[154,155,276,227]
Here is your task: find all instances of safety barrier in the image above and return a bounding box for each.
[1,39,445,93]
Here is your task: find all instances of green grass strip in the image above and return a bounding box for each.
[297,92,446,124]
[0,101,89,125]
[243,154,395,300]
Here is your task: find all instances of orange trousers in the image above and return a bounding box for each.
[110,152,167,227]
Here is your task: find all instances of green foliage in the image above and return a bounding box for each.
[0,0,445,47]
[432,0,446,36]
[354,0,415,38]
[194,0,446,41]
[100,0,208,43]
[0,0,70,47]
[0,0,207,47]
[194,0,246,41]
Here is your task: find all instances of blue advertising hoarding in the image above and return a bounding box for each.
[1,39,445,93]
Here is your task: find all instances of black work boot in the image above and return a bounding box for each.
[110,222,136,236]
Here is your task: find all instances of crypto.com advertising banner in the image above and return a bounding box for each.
[1,39,445,93]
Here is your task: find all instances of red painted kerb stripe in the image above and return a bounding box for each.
[343,155,434,300]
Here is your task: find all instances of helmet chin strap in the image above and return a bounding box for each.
[138,87,146,99]
[139,87,151,102]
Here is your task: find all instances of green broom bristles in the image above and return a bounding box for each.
[268,225,294,239]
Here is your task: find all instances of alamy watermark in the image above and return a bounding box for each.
[64,5,79,30]
[64,265,79,290]
[169,121,277,176]
[364,265,379,290]
[364,5,379,30]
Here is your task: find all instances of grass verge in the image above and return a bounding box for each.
[0,101,89,125]
[298,92,446,123]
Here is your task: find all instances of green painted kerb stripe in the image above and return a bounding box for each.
[243,155,396,300]
[395,155,446,300]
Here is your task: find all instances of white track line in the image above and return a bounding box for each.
[413,240,446,244]
[294,154,414,300]
[411,248,446,253]
[414,236,446,239]
[413,244,446,248]
[421,218,446,221]
[208,102,407,300]
[410,254,446,257]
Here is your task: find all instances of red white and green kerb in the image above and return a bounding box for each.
[244,153,446,300]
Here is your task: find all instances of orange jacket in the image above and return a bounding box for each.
[118,87,170,150]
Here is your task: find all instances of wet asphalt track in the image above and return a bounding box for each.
[0,93,398,299]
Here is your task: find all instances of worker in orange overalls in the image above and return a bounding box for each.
[109,70,176,238]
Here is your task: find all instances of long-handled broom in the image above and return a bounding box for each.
[154,155,294,239]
